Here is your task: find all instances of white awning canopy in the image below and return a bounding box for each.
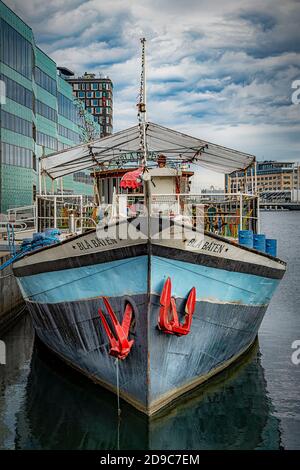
[40,122,255,179]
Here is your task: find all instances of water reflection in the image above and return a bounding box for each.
[0,315,34,450]
[0,314,282,450]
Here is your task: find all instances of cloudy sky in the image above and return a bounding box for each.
[6,0,300,186]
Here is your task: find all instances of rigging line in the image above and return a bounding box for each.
[148,126,207,147]
[143,148,197,154]
[148,131,252,165]
[148,131,206,149]
[149,122,255,157]
[90,146,142,154]
[149,135,205,152]
[50,167,96,179]
[193,156,249,170]
[115,358,121,420]
[92,137,141,161]
[47,123,139,157]
[23,256,144,301]
[142,145,198,153]
[197,149,253,165]
[49,138,140,170]
[91,130,140,150]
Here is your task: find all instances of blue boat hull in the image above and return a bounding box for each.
[24,292,267,414]
[16,244,282,414]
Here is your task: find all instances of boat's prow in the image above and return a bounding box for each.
[12,215,286,415]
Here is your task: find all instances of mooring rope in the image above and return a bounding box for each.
[115,358,121,416]
[115,358,121,450]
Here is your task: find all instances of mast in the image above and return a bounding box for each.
[137,37,148,167]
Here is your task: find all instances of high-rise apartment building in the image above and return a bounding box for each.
[66,73,113,138]
[0,0,99,212]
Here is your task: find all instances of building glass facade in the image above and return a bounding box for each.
[0,0,100,212]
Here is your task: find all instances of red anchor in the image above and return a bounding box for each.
[158,277,196,336]
[98,297,134,360]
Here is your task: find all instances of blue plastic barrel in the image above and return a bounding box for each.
[266,239,277,257]
[238,230,253,248]
[253,234,266,252]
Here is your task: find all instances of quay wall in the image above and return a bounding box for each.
[0,254,24,333]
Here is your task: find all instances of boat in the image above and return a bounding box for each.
[12,39,286,416]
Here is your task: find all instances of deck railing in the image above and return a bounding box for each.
[4,192,259,239]
[112,192,259,238]
[35,195,98,233]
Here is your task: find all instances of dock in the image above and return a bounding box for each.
[0,252,24,334]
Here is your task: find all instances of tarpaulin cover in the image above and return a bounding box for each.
[40,122,255,179]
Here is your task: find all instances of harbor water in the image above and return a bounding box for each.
[0,211,299,450]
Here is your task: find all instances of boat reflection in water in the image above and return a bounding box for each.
[15,336,282,450]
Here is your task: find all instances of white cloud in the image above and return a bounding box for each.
[5,0,300,179]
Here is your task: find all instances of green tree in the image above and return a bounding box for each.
[74,98,99,143]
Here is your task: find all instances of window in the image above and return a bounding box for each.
[58,124,80,143]
[0,19,33,79]
[36,131,58,151]
[35,67,57,95]
[73,84,79,91]
[95,107,102,114]
[73,171,93,185]
[1,142,33,168]
[1,110,32,137]
[86,91,93,98]
[91,99,98,106]
[58,93,78,123]
[91,83,98,90]
[86,107,92,114]
[78,91,85,98]
[36,100,57,122]
[95,91,102,98]
[0,74,32,108]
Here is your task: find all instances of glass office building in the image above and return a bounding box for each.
[0,0,99,212]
